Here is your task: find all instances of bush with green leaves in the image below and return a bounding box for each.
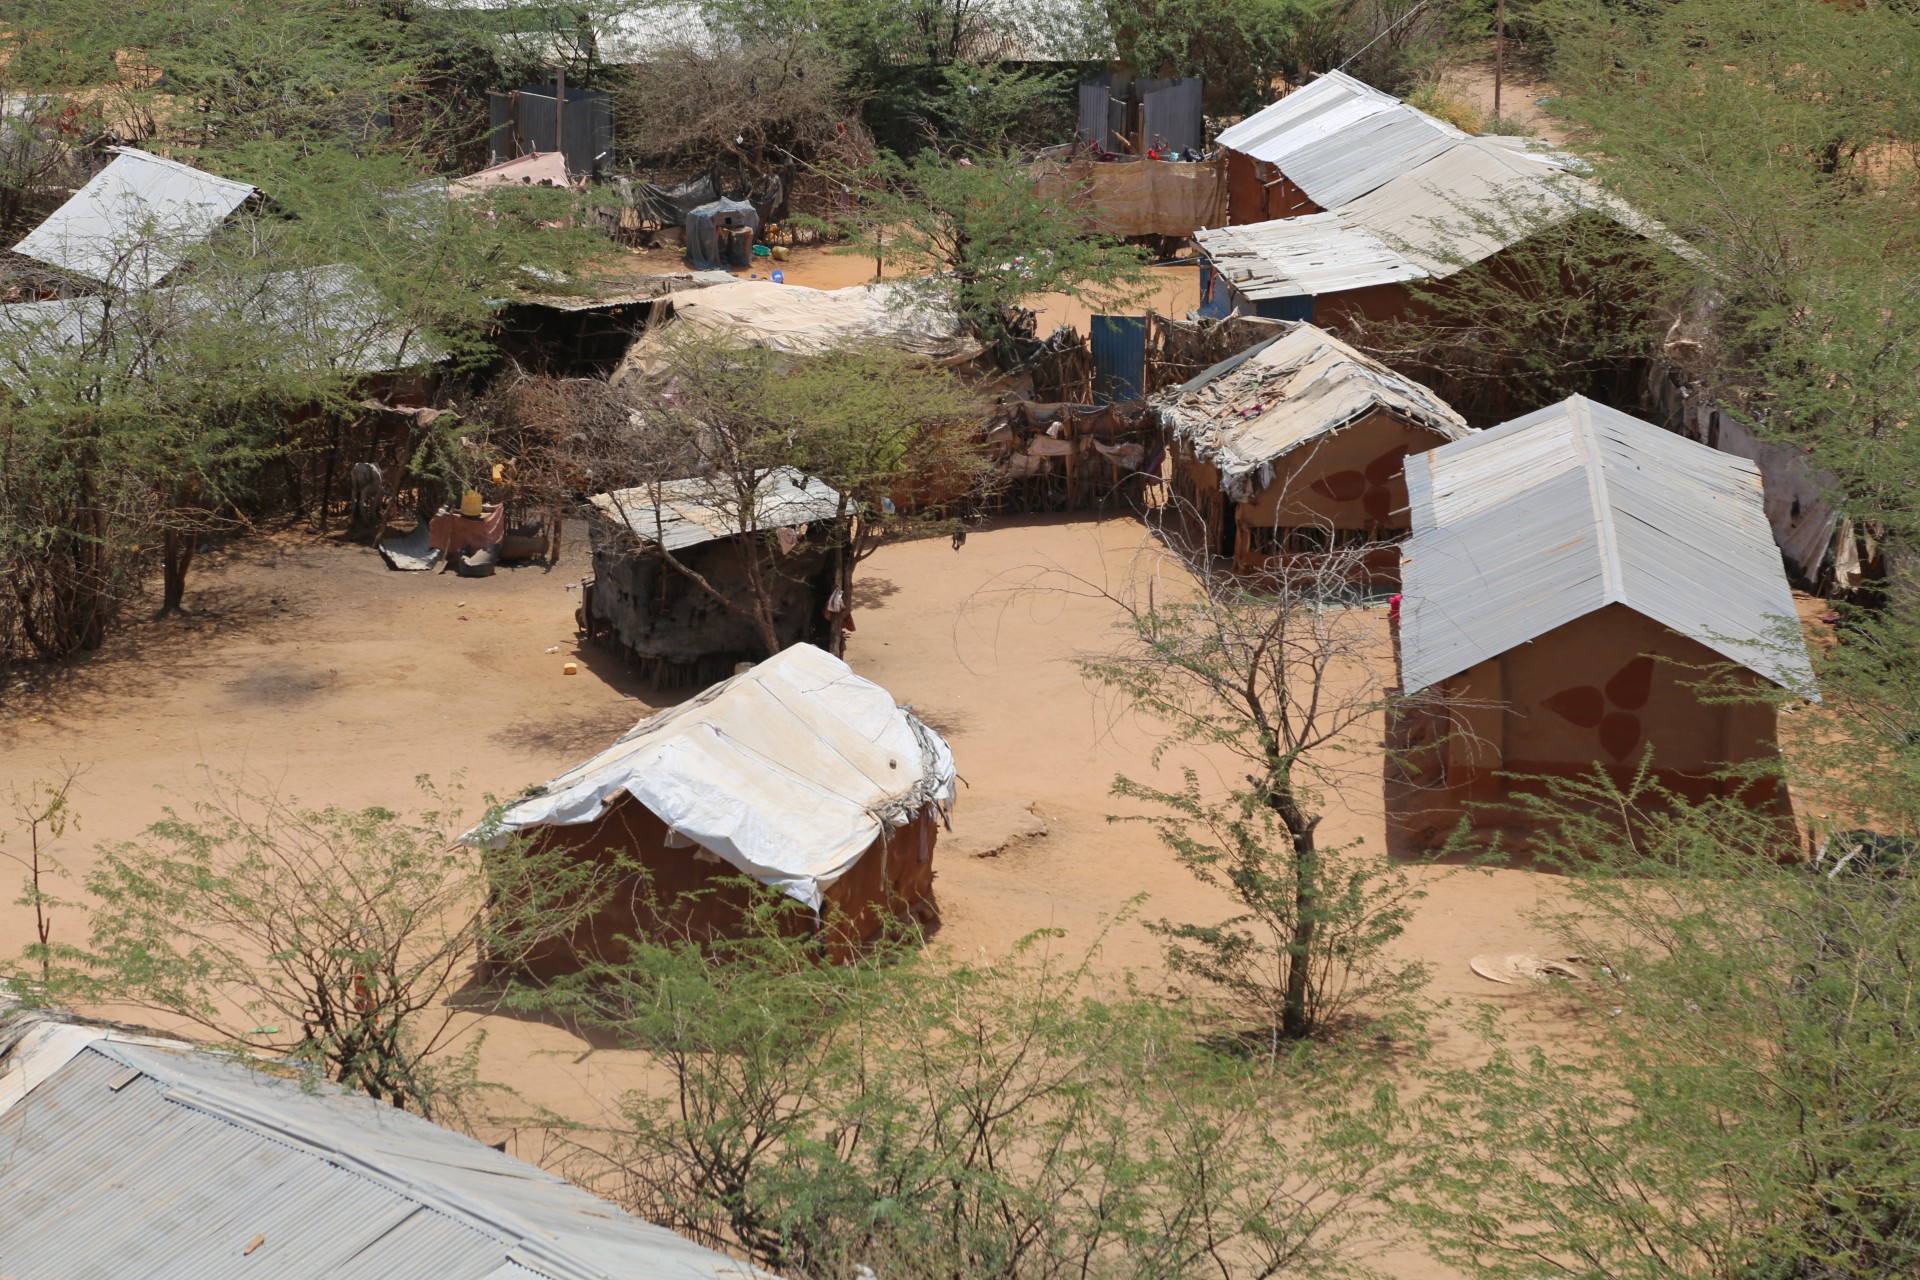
[518,899,1406,1279]
[41,777,618,1118]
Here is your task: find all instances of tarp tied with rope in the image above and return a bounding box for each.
[469,644,956,911]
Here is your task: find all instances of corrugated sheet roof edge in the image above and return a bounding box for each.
[1399,395,1815,696]
[106,146,259,198]
[82,1038,753,1280]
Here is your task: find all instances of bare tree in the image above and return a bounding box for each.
[612,35,852,171]
[1011,500,1438,1041]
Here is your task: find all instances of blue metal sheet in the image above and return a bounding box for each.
[1090,314,1146,404]
[1255,295,1314,322]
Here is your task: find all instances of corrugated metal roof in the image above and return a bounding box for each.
[1398,396,1816,695]
[12,147,256,290]
[1198,137,1636,299]
[0,264,438,389]
[1334,136,1592,275]
[1214,71,1464,208]
[0,1021,766,1280]
[591,467,842,553]
[1194,213,1425,300]
[1155,322,1469,492]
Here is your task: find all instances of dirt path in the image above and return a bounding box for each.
[0,514,1572,1279]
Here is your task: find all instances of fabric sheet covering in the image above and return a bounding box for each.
[449,150,569,196]
[1032,155,1226,238]
[683,196,759,271]
[613,279,975,382]
[474,644,957,911]
[428,504,506,554]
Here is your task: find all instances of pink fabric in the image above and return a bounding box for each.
[429,504,506,554]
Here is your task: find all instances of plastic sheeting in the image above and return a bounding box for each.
[474,644,957,911]
[612,279,976,382]
[448,150,568,196]
[684,196,759,271]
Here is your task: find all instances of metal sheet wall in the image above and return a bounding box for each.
[488,88,614,175]
[1078,82,1110,147]
[1141,78,1203,154]
[1091,314,1148,404]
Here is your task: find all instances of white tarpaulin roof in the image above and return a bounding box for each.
[13,148,256,290]
[475,644,957,910]
[612,279,976,382]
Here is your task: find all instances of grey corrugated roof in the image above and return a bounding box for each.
[1334,136,1597,275]
[12,147,256,290]
[1213,71,1464,208]
[0,1024,764,1280]
[1398,396,1815,695]
[1199,137,1638,300]
[591,467,842,552]
[1194,213,1425,300]
[0,264,438,389]
[1155,322,1469,495]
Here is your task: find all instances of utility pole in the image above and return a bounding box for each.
[1493,0,1505,123]
[554,65,565,172]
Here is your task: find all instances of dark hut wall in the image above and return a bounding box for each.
[1172,409,1447,585]
[586,515,833,685]
[1391,603,1790,850]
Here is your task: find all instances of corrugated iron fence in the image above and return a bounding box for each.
[488,87,614,176]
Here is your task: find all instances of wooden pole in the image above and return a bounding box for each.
[554,65,565,171]
[1493,0,1505,123]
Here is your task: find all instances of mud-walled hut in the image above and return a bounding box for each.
[1154,322,1470,583]
[1390,396,1815,847]
[582,467,841,687]
[473,644,956,977]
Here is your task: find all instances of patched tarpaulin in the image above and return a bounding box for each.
[683,196,758,270]
[474,644,957,911]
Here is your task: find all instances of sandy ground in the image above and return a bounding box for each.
[0,514,1574,1278]
[589,241,1202,335]
[1438,52,1570,145]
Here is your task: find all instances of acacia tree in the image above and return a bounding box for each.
[761,346,986,656]
[611,331,989,658]
[1359,198,1695,426]
[821,144,1152,356]
[49,776,618,1118]
[1523,0,1920,546]
[1046,513,1435,1042]
[518,905,1403,1278]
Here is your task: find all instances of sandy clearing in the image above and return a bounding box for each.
[0,513,1573,1279]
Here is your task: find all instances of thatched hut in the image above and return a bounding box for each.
[1154,322,1469,583]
